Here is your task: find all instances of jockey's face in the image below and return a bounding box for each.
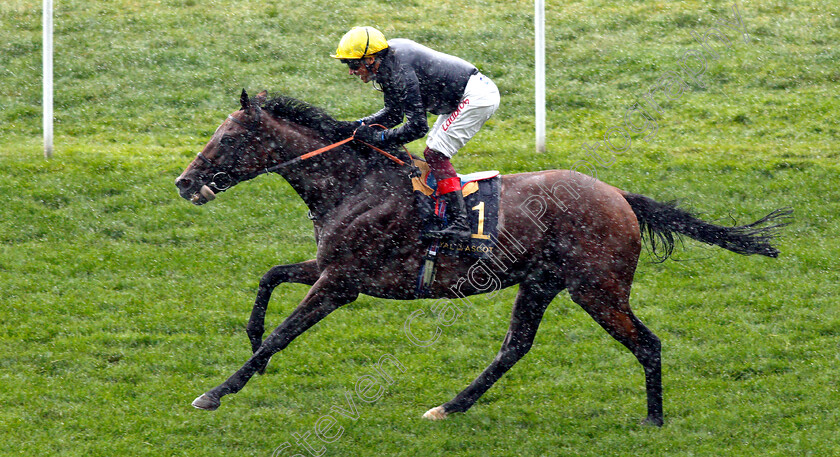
[347,57,377,83]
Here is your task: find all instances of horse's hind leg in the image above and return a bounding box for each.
[247,260,320,357]
[568,279,663,426]
[423,282,557,420]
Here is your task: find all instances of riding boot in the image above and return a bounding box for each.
[427,189,472,241]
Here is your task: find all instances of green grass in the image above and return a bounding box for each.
[2,0,839,455]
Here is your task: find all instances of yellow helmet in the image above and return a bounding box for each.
[331,26,389,60]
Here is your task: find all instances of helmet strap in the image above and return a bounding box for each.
[362,27,370,57]
[360,28,375,74]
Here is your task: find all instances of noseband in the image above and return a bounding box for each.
[194,152,236,191]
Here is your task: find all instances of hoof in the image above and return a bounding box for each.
[257,356,272,375]
[192,393,221,411]
[641,415,664,427]
[422,406,448,421]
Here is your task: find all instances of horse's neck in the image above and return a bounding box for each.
[282,150,368,217]
[264,119,411,219]
[279,145,410,219]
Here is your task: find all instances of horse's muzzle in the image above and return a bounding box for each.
[175,175,215,205]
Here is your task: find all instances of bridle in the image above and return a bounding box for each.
[195,106,267,191]
[196,108,417,193]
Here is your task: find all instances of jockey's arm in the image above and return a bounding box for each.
[361,67,428,145]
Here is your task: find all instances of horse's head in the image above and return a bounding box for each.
[175,89,270,205]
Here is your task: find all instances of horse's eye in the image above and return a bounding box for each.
[220,136,236,148]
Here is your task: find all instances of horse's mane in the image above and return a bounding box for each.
[262,95,348,143]
[261,94,416,165]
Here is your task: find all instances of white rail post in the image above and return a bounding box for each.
[43,0,54,159]
[535,0,546,153]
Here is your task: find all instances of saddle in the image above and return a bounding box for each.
[411,159,497,200]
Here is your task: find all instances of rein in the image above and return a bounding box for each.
[244,134,412,186]
[271,124,411,171]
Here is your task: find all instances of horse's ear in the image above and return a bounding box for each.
[255,90,268,106]
[240,89,249,110]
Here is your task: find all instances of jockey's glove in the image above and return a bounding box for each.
[354,124,386,146]
[335,120,362,138]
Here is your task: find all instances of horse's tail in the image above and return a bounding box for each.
[621,193,792,262]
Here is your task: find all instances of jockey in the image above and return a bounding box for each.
[332,26,500,241]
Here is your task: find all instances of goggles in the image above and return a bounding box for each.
[341,59,363,70]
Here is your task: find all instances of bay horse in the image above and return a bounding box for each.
[175,89,789,426]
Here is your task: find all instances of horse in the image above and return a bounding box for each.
[175,89,790,426]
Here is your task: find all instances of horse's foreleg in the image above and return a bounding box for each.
[569,281,663,426]
[193,275,358,411]
[424,283,556,420]
[247,260,320,356]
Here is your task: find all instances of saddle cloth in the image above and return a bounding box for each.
[411,159,501,258]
